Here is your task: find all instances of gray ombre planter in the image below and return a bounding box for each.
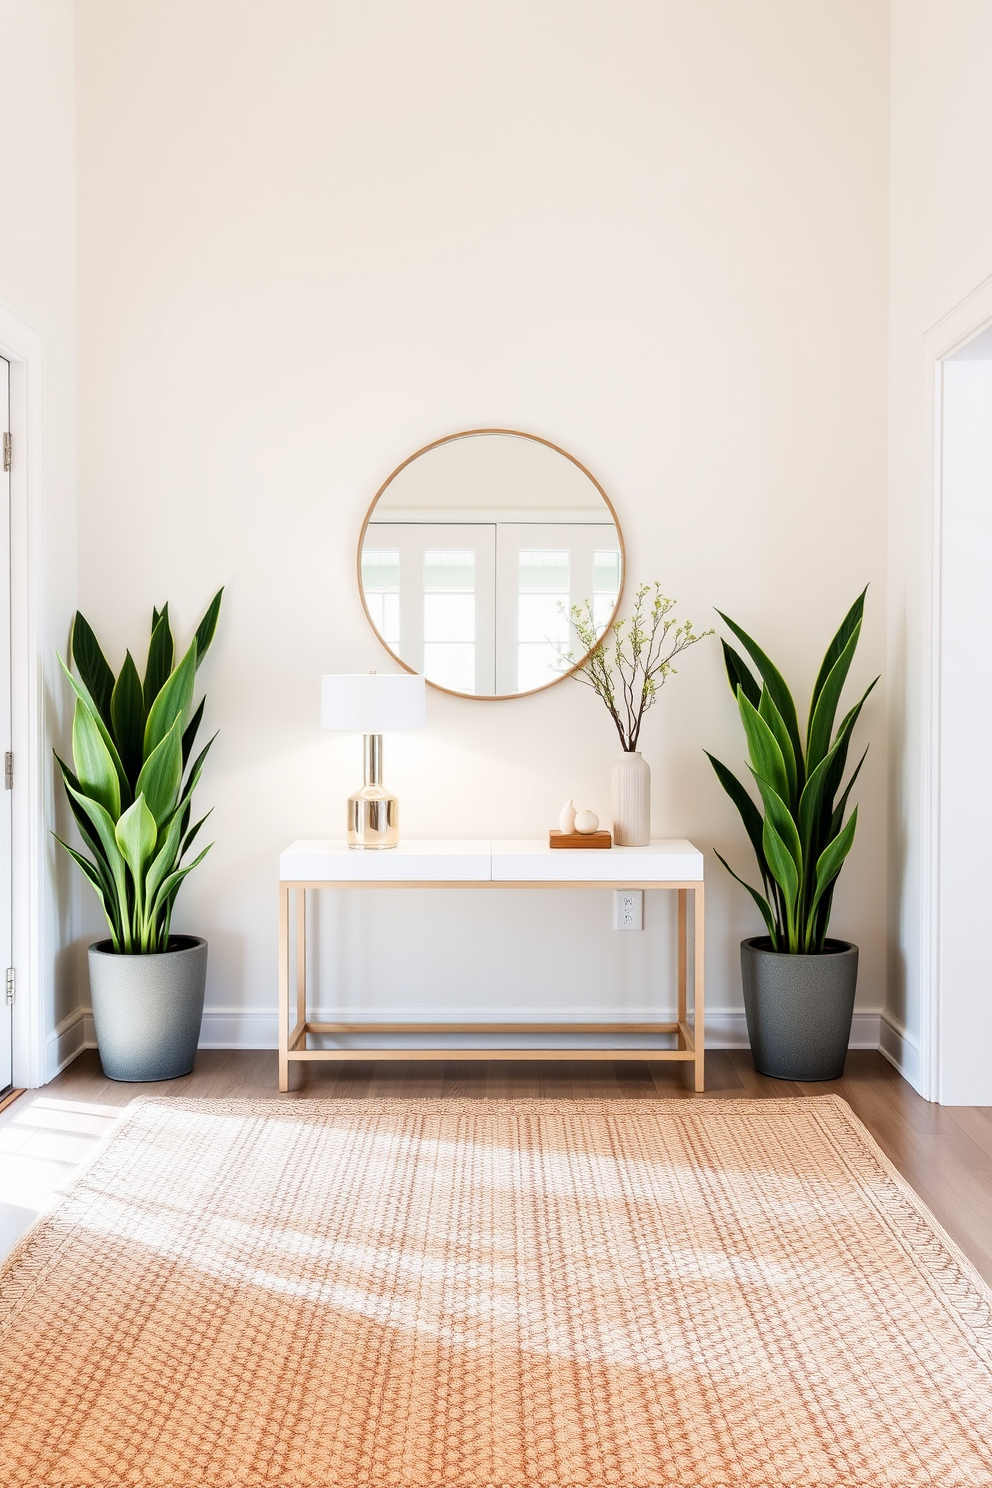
[740,936,859,1082]
[88,936,207,1082]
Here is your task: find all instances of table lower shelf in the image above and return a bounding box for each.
[283,1019,698,1062]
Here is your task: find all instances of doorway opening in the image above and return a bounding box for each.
[0,356,11,1093]
[931,321,992,1104]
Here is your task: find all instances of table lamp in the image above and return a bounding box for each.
[320,673,427,849]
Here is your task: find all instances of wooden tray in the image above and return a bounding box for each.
[548,829,612,849]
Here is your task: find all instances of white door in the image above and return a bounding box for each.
[0,357,11,1091]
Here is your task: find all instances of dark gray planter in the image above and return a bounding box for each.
[88,936,207,1082]
[740,936,859,1081]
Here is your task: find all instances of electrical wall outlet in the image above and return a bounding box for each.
[613,889,643,931]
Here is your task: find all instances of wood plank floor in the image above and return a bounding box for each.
[4,1049,991,1284]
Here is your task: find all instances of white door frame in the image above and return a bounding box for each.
[0,299,48,1089]
[920,271,992,1102]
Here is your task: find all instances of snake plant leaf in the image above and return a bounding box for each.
[829,746,868,839]
[65,784,132,951]
[182,697,205,767]
[180,810,212,861]
[145,843,213,930]
[806,807,859,939]
[110,650,145,789]
[135,714,184,828]
[179,732,217,806]
[55,752,115,877]
[714,850,779,946]
[721,640,760,709]
[810,587,867,720]
[716,610,803,768]
[758,686,799,805]
[72,698,122,820]
[53,748,82,799]
[797,746,838,871]
[806,622,862,773]
[67,786,127,879]
[52,837,121,939]
[738,691,790,802]
[166,736,218,858]
[751,772,803,875]
[52,754,122,912]
[815,679,877,842]
[115,793,158,885]
[761,814,800,947]
[143,606,174,713]
[811,884,838,952]
[143,807,187,920]
[144,637,196,760]
[69,613,115,731]
[56,784,118,897]
[705,752,768,881]
[58,654,131,808]
[194,588,224,667]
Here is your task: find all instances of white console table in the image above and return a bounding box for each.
[278,839,705,1092]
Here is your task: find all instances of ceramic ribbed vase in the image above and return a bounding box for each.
[611,750,651,846]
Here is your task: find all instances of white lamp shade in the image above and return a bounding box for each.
[320,673,427,733]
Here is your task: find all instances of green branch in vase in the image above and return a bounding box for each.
[560,582,713,751]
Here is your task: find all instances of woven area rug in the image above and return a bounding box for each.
[2,1097,991,1487]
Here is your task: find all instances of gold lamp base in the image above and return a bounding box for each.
[346,734,399,849]
[347,785,399,849]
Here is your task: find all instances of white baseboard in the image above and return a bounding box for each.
[197,1008,285,1050]
[45,1009,96,1081]
[54,1004,888,1061]
[692,1010,881,1052]
[196,1005,884,1053]
[878,1009,923,1093]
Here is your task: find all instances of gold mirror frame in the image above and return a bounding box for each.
[357,428,626,701]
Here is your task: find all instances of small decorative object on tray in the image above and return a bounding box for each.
[550,808,611,848]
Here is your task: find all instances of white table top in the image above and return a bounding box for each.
[490,839,703,882]
[279,839,492,881]
[280,839,703,883]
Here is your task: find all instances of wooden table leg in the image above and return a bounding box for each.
[694,882,705,1092]
[677,889,687,1034]
[296,888,307,1038]
[278,883,290,1092]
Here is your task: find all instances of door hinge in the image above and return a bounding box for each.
[2,432,10,473]
[3,752,11,791]
[5,969,13,1007]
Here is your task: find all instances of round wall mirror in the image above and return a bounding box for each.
[358,429,624,699]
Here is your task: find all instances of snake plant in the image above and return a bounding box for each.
[706,590,876,954]
[54,590,223,954]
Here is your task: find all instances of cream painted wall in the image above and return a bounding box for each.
[75,2,889,1049]
[886,0,992,1090]
[0,0,77,1081]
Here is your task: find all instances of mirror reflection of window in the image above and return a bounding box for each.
[593,549,622,631]
[517,550,570,693]
[359,432,623,699]
[423,549,476,695]
[360,549,401,650]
